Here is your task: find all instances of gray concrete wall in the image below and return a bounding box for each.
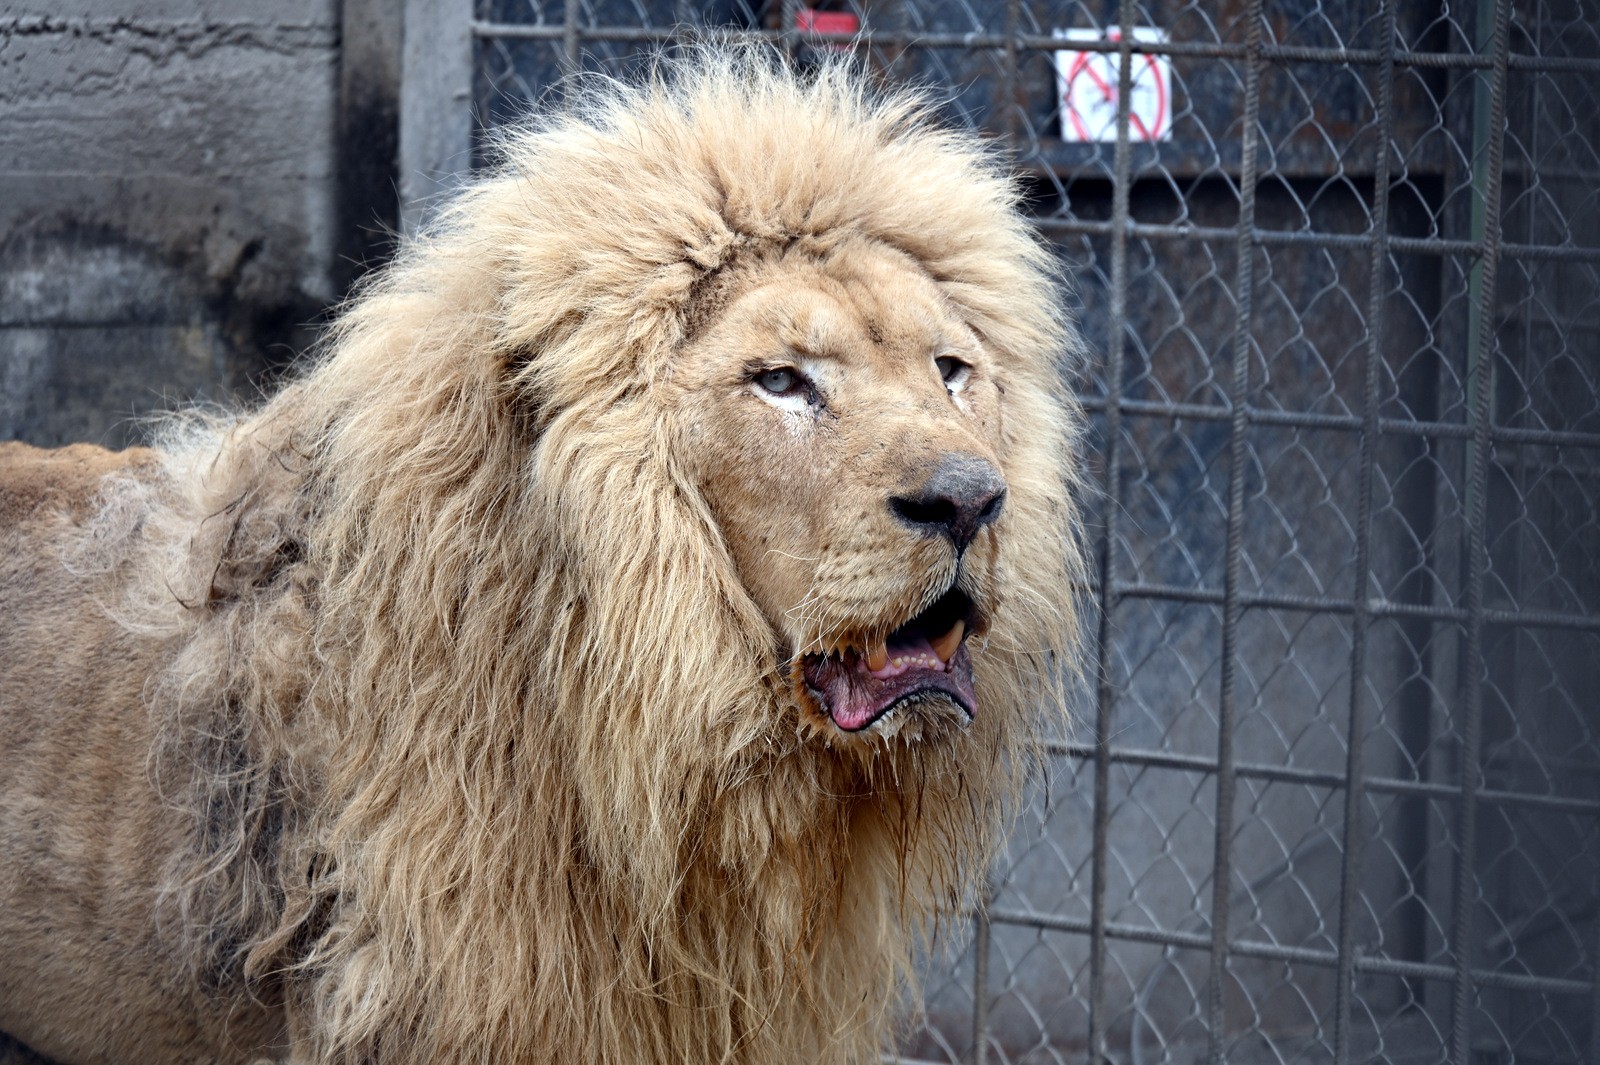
[0,2,395,448]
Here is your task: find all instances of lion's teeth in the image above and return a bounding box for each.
[866,642,888,672]
[930,619,965,664]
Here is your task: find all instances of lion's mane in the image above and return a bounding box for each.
[78,50,1084,1065]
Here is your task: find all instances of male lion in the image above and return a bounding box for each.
[0,50,1083,1065]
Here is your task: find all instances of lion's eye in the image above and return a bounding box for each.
[935,355,970,386]
[754,367,804,397]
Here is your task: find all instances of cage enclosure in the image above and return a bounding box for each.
[397,2,1600,1061]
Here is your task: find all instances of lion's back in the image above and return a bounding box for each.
[0,442,158,739]
[0,441,151,519]
[0,442,279,1065]
[0,443,157,737]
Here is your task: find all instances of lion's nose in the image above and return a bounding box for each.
[888,454,1007,551]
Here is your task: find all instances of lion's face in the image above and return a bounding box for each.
[673,238,1012,741]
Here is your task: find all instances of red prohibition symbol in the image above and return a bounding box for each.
[1063,30,1169,142]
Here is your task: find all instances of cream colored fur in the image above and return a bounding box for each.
[0,49,1083,1065]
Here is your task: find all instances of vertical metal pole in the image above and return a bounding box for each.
[1507,0,1543,754]
[1464,0,1500,441]
[1206,2,1264,1061]
[969,13,1022,1060]
[1591,903,1600,1065]
[1087,3,1137,1063]
[970,891,992,1065]
[1000,0,1022,150]
[562,0,580,76]
[1332,1,1398,1060]
[1450,2,1510,1063]
[781,0,800,61]
[398,0,475,235]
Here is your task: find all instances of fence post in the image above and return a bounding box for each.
[399,0,475,235]
[1207,1,1266,1060]
[1332,0,1398,1059]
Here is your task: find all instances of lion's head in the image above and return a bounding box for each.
[461,53,1087,765]
[124,47,1085,1065]
[676,237,1014,739]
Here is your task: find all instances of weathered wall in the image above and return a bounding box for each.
[0,2,390,448]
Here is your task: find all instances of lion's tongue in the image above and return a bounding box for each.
[812,635,951,732]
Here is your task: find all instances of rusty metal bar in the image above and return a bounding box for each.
[1205,2,1265,1059]
[1085,4,1138,1060]
[1332,1,1397,1055]
[968,10,1022,1058]
[969,891,992,1065]
[999,0,1020,149]
[561,0,579,75]
[1449,2,1511,1060]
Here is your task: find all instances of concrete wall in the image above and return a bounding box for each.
[0,1,398,448]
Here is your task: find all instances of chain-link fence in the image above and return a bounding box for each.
[427,1,1600,1061]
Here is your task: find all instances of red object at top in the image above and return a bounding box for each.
[796,9,860,35]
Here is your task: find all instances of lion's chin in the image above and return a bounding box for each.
[798,587,980,737]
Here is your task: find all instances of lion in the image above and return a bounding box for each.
[0,49,1083,1065]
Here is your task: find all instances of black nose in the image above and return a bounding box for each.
[889,454,1007,551]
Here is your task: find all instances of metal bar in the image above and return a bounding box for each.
[1041,741,1600,817]
[1593,882,1600,1065]
[1332,3,1397,1056]
[999,0,1020,149]
[967,13,1018,1062]
[1487,241,1600,263]
[1034,217,1600,265]
[1086,7,1138,1061]
[969,899,991,1065]
[1206,3,1264,1059]
[1592,894,1600,1065]
[1449,3,1510,1059]
[1109,579,1600,634]
[1069,574,1600,634]
[561,0,579,75]
[983,909,1597,997]
[779,0,799,61]
[469,21,1600,74]
[1071,395,1600,451]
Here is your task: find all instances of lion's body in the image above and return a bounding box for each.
[0,444,284,1064]
[0,52,1082,1065]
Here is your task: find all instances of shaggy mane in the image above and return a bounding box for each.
[77,48,1084,1065]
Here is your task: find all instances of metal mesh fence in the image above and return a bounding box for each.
[463,2,1600,1061]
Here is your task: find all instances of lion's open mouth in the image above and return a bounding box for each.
[800,587,980,733]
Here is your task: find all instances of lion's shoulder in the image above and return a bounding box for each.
[0,441,158,529]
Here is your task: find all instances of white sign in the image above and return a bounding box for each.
[1054,28,1172,143]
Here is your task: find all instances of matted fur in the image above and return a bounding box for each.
[2,49,1083,1065]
